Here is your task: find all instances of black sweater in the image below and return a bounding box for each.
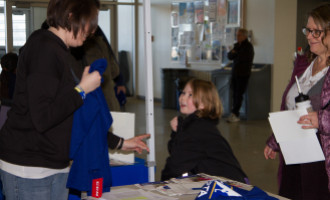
[0,30,84,169]
[227,39,254,77]
[161,113,247,182]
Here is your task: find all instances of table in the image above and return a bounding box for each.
[85,174,289,200]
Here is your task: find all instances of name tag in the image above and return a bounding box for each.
[92,178,103,198]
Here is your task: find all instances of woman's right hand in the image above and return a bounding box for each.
[79,66,101,94]
[170,117,178,132]
[264,145,277,160]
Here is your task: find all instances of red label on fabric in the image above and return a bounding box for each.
[92,178,103,198]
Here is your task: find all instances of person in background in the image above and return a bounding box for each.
[71,26,126,111]
[161,79,247,183]
[0,0,149,199]
[43,21,126,111]
[264,3,330,199]
[0,52,18,106]
[226,28,254,123]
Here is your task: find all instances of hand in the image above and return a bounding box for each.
[122,134,150,154]
[297,111,319,129]
[79,66,101,94]
[264,145,277,160]
[116,85,126,94]
[170,117,178,132]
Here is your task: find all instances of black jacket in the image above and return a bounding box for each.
[227,39,254,77]
[0,30,84,169]
[161,113,247,182]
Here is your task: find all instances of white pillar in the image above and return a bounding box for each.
[143,0,156,182]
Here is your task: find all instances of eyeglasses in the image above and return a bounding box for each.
[302,27,324,38]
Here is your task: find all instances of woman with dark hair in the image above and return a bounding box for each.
[264,3,330,199]
[0,0,102,199]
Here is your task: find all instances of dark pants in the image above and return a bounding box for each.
[231,75,250,116]
[279,161,330,200]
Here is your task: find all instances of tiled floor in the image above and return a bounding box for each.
[124,97,280,194]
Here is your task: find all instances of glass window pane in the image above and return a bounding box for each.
[118,0,134,3]
[118,4,135,95]
[13,13,26,46]
[0,13,4,46]
[98,10,111,44]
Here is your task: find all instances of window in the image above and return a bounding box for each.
[0,0,28,48]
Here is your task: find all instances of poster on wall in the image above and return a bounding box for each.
[171,3,179,27]
[179,2,195,24]
[172,28,179,46]
[217,0,227,29]
[170,0,240,64]
[194,1,204,24]
[208,0,217,22]
[227,0,240,27]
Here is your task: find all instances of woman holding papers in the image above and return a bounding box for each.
[264,3,330,199]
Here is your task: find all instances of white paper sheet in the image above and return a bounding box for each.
[108,112,135,164]
[268,109,317,143]
[279,137,325,165]
[268,109,324,164]
[100,188,178,200]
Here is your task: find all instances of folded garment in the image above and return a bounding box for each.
[195,180,278,200]
[67,58,113,197]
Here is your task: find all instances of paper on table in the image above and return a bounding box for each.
[101,188,178,200]
[268,109,324,165]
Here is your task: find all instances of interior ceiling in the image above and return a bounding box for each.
[10,0,173,3]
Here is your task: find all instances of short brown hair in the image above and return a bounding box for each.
[187,79,223,119]
[47,0,100,39]
[237,28,248,37]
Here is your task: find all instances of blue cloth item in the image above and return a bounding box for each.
[114,86,126,106]
[67,58,113,196]
[195,180,278,200]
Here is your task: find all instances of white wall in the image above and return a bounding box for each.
[137,3,171,99]
[31,7,46,31]
[150,4,171,99]
[244,0,274,64]
[272,0,297,111]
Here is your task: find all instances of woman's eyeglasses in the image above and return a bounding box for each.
[302,27,324,38]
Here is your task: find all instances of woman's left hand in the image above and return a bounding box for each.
[297,111,319,129]
[122,134,151,154]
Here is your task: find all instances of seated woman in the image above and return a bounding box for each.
[161,78,247,183]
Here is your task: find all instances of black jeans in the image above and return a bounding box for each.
[230,75,250,117]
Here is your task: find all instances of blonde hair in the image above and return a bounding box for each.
[186,79,223,119]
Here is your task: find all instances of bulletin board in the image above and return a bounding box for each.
[170,0,241,65]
